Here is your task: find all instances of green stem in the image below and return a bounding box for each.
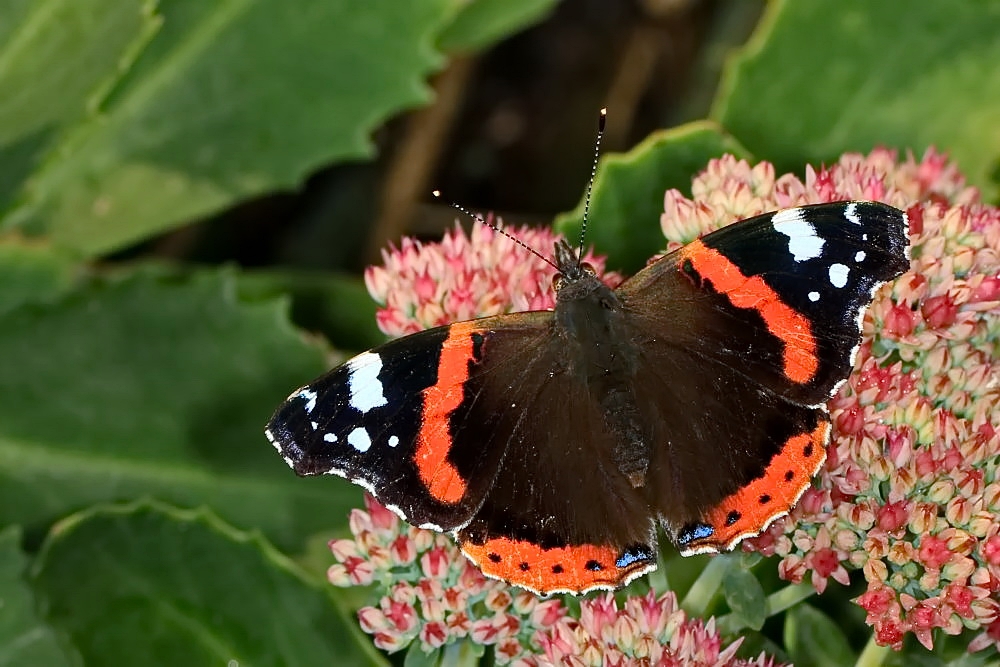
[855,634,891,667]
[765,581,815,615]
[681,554,733,617]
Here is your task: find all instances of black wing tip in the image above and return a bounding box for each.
[811,200,910,272]
[265,399,328,476]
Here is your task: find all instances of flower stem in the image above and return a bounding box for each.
[681,554,733,617]
[855,634,891,667]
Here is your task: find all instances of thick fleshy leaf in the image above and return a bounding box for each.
[0,267,362,550]
[713,0,1000,197]
[32,502,388,667]
[0,240,77,317]
[722,567,767,632]
[0,0,459,255]
[0,526,75,667]
[553,121,748,272]
[783,604,854,667]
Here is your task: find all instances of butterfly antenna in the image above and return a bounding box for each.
[432,191,560,272]
[577,108,607,263]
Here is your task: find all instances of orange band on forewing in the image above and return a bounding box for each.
[414,322,477,504]
[682,240,818,384]
[461,537,653,594]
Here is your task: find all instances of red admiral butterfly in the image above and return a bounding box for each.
[267,196,909,596]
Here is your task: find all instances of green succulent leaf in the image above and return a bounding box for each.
[32,501,387,666]
[713,0,1000,197]
[554,121,748,273]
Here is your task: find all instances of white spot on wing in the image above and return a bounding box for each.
[348,427,372,452]
[323,432,338,443]
[347,352,388,413]
[264,429,280,451]
[388,435,399,447]
[772,209,824,262]
[808,291,820,302]
[855,250,866,262]
[297,389,318,415]
[829,263,849,288]
[845,201,861,225]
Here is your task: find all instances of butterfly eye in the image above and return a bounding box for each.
[581,262,597,276]
[552,274,564,291]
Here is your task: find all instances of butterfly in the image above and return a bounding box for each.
[266,195,909,595]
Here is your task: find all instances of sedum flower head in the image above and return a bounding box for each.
[364,219,616,337]
[335,148,1000,658]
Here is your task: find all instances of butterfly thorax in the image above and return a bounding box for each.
[552,241,651,487]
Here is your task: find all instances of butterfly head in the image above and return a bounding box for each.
[552,239,609,307]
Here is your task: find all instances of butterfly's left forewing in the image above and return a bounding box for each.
[266,317,544,531]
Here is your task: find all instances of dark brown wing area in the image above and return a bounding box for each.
[614,202,907,551]
[628,338,829,551]
[450,322,658,593]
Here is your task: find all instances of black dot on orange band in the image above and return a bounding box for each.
[552,564,564,574]
[726,510,741,526]
[518,561,530,571]
[784,470,794,482]
[803,443,814,457]
[759,494,771,504]
[488,553,501,563]
[585,560,603,571]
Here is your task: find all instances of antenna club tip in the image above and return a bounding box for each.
[599,107,607,116]
[432,189,442,198]
[598,108,607,130]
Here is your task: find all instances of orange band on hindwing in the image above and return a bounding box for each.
[414,322,480,504]
[461,537,656,594]
[679,417,829,554]
[681,240,819,384]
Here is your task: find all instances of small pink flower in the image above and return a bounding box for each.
[919,535,954,570]
[419,621,449,649]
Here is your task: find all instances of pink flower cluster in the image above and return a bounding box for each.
[330,494,782,665]
[661,151,1000,651]
[365,218,614,337]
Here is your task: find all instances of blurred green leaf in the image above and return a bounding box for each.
[0,239,78,317]
[783,604,854,667]
[32,501,387,667]
[722,567,766,632]
[713,0,1000,197]
[237,269,385,353]
[1,0,460,255]
[0,526,75,667]
[438,0,559,53]
[0,267,364,551]
[554,121,748,273]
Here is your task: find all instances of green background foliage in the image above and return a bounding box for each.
[1,0,997,664]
